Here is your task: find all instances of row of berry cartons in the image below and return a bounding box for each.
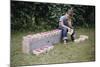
[23,29,61,40]
[32,45,54,56]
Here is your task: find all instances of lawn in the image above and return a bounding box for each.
[11,28,95,67]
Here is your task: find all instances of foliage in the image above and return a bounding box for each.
[11,1,95,32]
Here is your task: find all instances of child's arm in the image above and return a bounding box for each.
[59,21,70,30]
[68,19,73,29]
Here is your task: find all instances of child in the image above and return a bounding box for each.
[59,8,76,44]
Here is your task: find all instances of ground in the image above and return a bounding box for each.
[11,28,95,67]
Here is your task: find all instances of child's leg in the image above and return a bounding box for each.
[71,30,76,41]
[62,27,68,40]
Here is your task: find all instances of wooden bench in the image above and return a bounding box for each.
[22,29,62,54]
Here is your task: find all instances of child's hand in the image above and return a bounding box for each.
[68,28,73,35]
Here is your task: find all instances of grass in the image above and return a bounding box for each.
[11,28,95,67]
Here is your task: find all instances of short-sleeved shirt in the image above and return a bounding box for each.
[59,15,69,28]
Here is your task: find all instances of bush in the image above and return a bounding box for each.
[11,1,95,32]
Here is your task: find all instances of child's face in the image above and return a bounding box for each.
[68,9,74,17]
